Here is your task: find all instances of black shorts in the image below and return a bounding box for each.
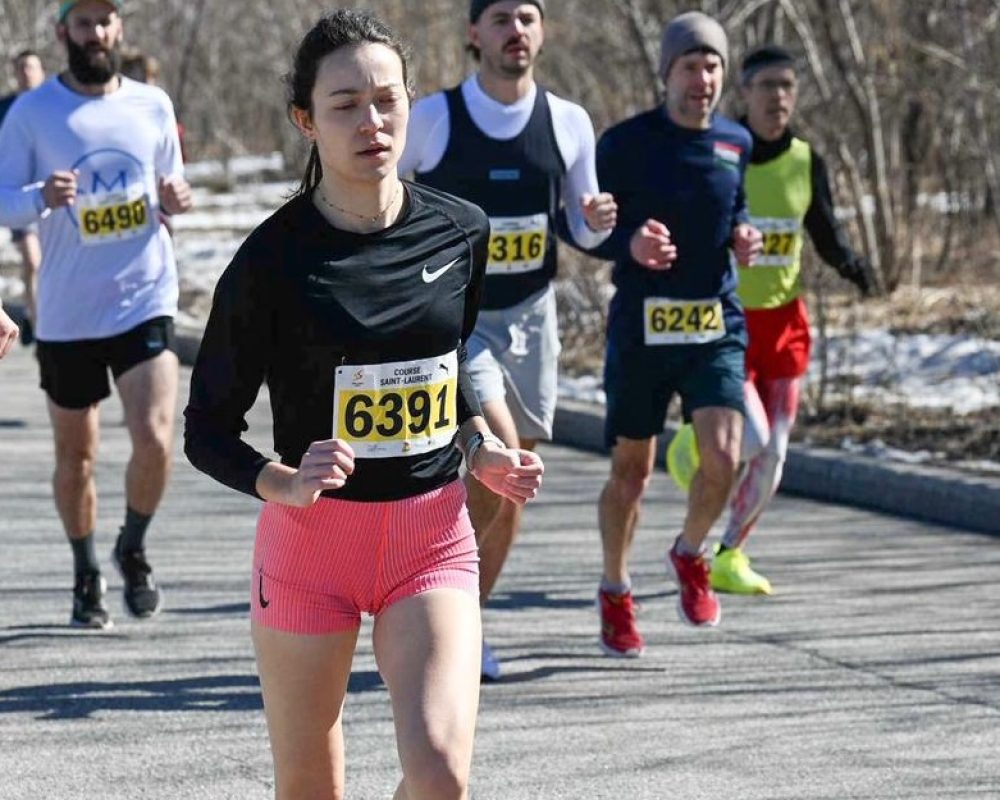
[603,330,747,448]
[37,317,176,409]
[9,222,37,243]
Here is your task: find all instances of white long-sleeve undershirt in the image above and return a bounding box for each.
[399,76,610,251]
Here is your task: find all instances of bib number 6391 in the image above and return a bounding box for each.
[342,384,453,440]
[333,352,458,458]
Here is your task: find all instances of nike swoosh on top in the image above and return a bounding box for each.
[421,257,461,283]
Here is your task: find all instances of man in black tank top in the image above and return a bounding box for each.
[400,0,617,680]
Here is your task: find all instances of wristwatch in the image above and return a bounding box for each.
[464,431,506,474]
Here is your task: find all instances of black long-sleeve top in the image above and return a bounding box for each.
[184,182,489,502]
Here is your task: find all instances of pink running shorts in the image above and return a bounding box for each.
[250,480,479,635]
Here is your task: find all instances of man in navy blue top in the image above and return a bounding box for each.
[590,11,763,656]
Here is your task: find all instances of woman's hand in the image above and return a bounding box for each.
[257,439,355,507]
[472,445,544,505]
[289,439,355,506]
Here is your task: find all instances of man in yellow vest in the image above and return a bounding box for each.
[711,45,876,595]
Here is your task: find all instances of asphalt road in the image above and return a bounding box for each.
[1,344,998,799]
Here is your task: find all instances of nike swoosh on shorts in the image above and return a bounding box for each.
[422,257,461,283]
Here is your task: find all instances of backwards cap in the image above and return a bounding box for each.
[59,0,123,23]
[470,0,545,23]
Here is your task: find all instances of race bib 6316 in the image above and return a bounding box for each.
[333,351,458,458]
[486,213,547,275]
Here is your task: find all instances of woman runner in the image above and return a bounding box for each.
[183,11,544,799]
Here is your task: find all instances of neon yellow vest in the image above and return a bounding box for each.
[737,137,812,309]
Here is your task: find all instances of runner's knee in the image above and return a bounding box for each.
[54,439,97,477]
[131,424,172,463]
[698,443,740,486]
[404,747,468,800]
[608,459,652,506]
[54,453,96,485]
[275,771,344,800]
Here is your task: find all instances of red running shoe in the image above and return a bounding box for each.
[598,588,645,657]
[667,538,721,627]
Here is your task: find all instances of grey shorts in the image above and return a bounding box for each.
[466,285,560,441]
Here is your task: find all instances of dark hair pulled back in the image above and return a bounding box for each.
[287,9,412,196]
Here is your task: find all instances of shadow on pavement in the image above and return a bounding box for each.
[0,624,129,645]
[0,670,385,720]
[166,602,251,616]
[488,588,673,612]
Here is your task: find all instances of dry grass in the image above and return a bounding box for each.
[799,283,999,469]
[820,284,1000,340]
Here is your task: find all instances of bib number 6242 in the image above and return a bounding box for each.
[643,297,725,345]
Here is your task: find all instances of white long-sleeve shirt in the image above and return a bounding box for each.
[398,76,610,251]
[0,76,184,341]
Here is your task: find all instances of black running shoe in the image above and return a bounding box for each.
[113,537,163,618]
[71,571,112,630]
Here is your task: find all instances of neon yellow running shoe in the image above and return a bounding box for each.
[710,546,773,595]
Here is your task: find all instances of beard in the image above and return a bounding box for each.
[488,37,537,79]
[66,36,120,85]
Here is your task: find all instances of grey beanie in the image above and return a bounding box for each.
[658,11,729,77]
[470,0,545,23]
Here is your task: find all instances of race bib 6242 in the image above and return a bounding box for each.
[643,297,726,345]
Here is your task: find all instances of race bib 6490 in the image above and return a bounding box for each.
[77,192,151,246]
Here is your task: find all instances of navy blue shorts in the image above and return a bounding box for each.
[37,317,176,409]
[603,331,747,448]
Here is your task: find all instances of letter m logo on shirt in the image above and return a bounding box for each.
[90,170,129,194]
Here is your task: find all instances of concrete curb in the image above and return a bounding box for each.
[555,398,1000,536]
[7,302,995,537]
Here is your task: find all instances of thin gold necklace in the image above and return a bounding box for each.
[319,182,402,224]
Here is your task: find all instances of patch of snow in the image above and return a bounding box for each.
[813,329,1000,414]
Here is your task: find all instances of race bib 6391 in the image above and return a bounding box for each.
[333,351,458,458]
